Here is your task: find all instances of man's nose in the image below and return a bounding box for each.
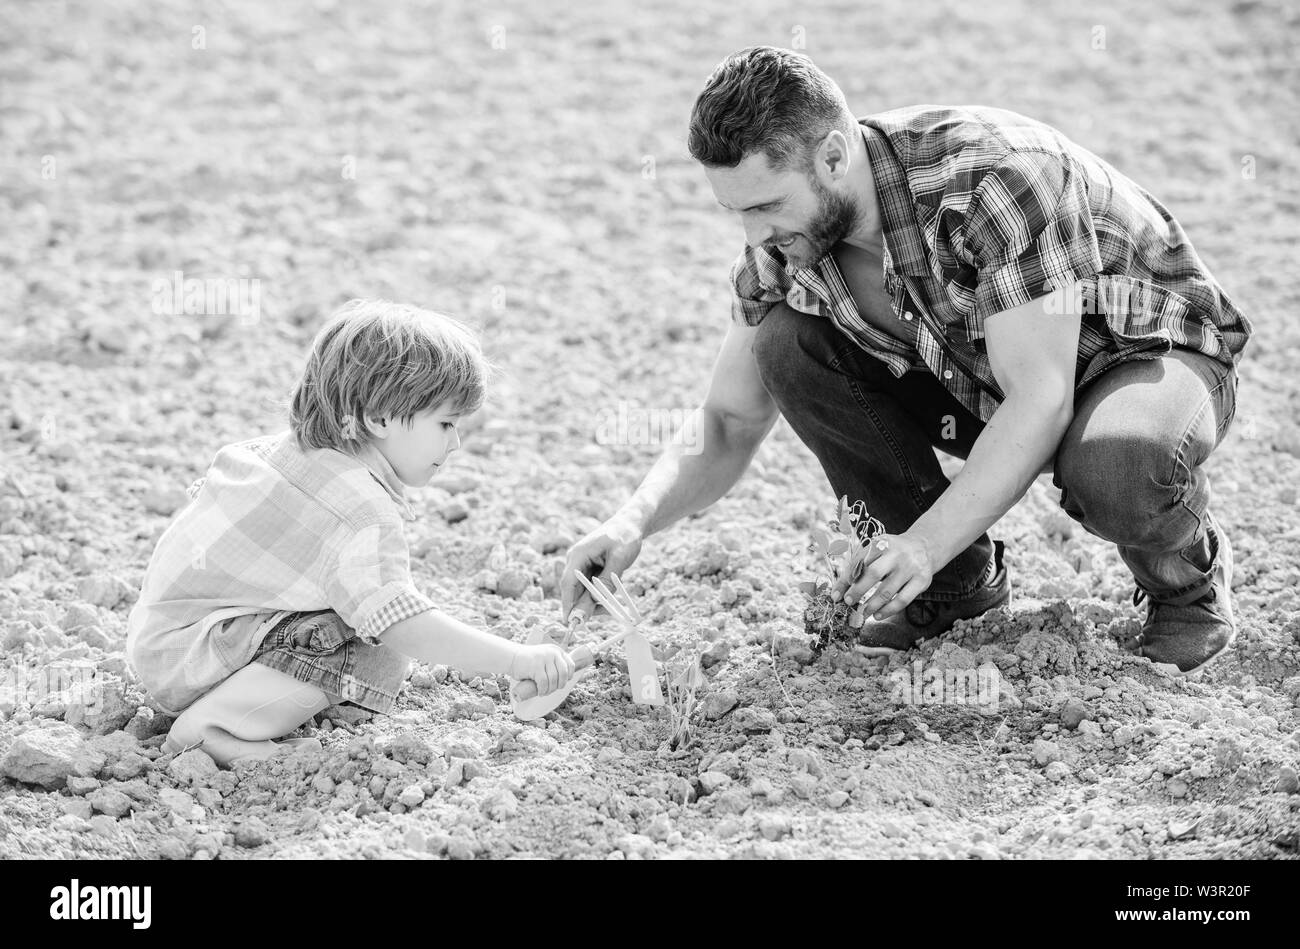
[742,218,773,250]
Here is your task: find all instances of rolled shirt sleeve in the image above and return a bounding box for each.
[730,245,790,325]
[324,518,435,643]
[963,150,1104,326]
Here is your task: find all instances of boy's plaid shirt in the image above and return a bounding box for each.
[731,106,1254,422]
[126,432,434,712]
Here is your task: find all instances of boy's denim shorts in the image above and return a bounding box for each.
[250,610,410,714]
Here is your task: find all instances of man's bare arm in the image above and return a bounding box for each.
[561,318,779,621]
[839,283,1084,616]
[617,319,780,537]
[907,283,1083,569]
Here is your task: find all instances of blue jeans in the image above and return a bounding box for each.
[250,611,410,713]
[753,304,1238,606]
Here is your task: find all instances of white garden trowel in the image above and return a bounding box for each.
[510,572,663,721]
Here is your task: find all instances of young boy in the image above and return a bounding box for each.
[126,299,574,766]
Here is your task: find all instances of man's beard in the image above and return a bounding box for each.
[783,177,863,269]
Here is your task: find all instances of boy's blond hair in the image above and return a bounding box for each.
[290,299,491,452]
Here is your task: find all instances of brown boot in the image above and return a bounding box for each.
[1133,511,1237,676]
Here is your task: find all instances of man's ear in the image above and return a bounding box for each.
[363,414,390,440]
[817,129,852,181]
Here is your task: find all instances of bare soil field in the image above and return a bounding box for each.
[1,0,1298,859]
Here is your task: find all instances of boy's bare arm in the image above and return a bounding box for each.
[380,610,519,677]
[380,609,575,695]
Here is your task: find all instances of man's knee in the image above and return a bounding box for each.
[1055,434,1198,550]
[751,303,805,395]
[753,303,865,396]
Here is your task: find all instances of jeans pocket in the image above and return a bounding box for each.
[285,612,348,657]
[828,340,874,376]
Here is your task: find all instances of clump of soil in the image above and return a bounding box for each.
[805,592,857,650]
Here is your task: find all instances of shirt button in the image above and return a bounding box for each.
[943,370,954,379]
[903,312,914,321]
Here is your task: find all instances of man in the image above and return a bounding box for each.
[562,47,1252,675]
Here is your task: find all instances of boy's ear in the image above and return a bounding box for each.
[363,414,389,440]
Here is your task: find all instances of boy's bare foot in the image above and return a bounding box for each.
[163,664,330,767]
[228,737,324,768]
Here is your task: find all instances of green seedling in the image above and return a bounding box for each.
[662,653,704,751]
[798,495,886,649]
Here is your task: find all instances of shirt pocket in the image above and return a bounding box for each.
[1105,322,1175,360]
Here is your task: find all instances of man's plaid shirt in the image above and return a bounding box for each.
[730,105,1254,422]
[126,432,434,713]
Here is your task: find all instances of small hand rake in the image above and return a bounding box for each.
[510,572,664,721]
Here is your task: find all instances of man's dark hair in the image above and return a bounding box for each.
[688,47,852,170]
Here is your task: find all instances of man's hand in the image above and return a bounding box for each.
[560,516,644,623]
[508,644,576,697]
[829,531,936,620]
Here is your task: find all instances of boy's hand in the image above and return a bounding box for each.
[508,644,576,697]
